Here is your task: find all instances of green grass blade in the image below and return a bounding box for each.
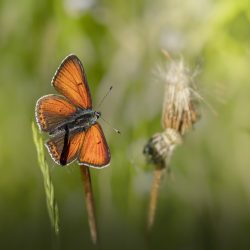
[32,122,59,235]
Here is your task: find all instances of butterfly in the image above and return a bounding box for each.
[35,54,110,168]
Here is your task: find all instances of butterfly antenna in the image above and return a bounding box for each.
[100,116,121,134]
[96,86,113,109]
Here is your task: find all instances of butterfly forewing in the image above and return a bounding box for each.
[52,55,92,109]
[35,94,77,133]
[79,123,110,168]
[46,130,85,165]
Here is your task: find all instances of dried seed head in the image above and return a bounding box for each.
[143,128,182,168]
[159,57,199,135]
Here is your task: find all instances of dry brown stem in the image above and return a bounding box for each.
[147,167,165,231]
[80,166,98,245]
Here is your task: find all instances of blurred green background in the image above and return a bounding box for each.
[1,0,250,249]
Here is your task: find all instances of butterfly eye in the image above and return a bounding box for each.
[96,111,101,118]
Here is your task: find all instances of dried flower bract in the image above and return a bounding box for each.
[143,128,182,168]
[159,57,198,135]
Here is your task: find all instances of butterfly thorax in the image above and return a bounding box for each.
[49,108,100,136]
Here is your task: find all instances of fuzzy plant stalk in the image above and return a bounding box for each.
[32,122,60,236]
[144,52,200,231]
[80,166,99,245]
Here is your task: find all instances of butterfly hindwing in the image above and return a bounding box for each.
[79,123,110,168]
[46,129,85,165]
[52,54,92,109]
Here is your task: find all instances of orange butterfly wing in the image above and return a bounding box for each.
[52,54,92,109]
[35,94,76,133]
[46,130,85,165]
[79,123,110,168]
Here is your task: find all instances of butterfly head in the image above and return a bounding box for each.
[95,111,101,119]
